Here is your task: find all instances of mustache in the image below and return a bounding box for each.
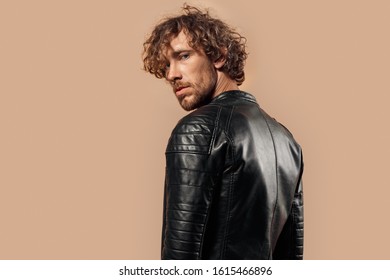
[172,82,192,92]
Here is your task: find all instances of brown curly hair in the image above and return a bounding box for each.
[142,4,248,85]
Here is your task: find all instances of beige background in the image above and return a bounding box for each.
[1,0,389,259]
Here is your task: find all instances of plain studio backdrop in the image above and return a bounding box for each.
[1,0,389,259]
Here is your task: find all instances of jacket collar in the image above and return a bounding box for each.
[211,90,257,103]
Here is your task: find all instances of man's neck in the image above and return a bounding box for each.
[212,71,239,99]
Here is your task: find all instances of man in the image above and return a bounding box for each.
[142,5,304,260]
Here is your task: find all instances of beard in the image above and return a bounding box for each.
[172,74,217,111]
[177,86,214,111]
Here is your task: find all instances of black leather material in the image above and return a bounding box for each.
[162,91,304,259]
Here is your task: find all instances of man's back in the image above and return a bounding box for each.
[162,90,303,259]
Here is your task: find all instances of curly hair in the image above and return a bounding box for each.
[142,4,248,85]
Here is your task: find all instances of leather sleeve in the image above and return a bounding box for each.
[273,167,304,260]
[291,179,304,259]
[161,116,222,259]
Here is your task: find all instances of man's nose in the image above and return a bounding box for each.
[166,63,182,82]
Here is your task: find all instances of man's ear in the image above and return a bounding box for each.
[213,48,227,69]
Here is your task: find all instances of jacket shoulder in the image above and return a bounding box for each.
[166,105,222,154]
[260,109,302,154]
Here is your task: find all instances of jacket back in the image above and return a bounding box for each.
[162,90,303,259]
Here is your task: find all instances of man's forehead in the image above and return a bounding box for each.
[163,31,196,57]
[168,31,192,50]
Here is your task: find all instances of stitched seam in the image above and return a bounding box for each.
[179,121,215,126]
[262,113,279,258]
[168,183,210,189]
[180,117,216,122]
[173,131,212,135]
[291,203,297,258]
[225,105,234,133]
[165,237,201,244]
[166,151,209,155]
[198,186,214,259]
[168,217,206,225]
[222,172,234,259]
[168,229,202,235]
[163,247,199,255]
[169,202,208,208]
[169,144,210,147]
[208,106,222,154]
[167,208,207,216]
[166,167,212,173]
[221,109,236,259]
[200,107,220,258]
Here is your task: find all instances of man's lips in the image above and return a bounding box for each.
[175,86,187,92]
[175,86,189,96]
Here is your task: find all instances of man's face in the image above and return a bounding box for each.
[164,31,218,111]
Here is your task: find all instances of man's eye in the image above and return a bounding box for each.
[181,54,190,60]
[165,63,170,69]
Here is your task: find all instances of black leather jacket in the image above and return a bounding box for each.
[162,91,304,259]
